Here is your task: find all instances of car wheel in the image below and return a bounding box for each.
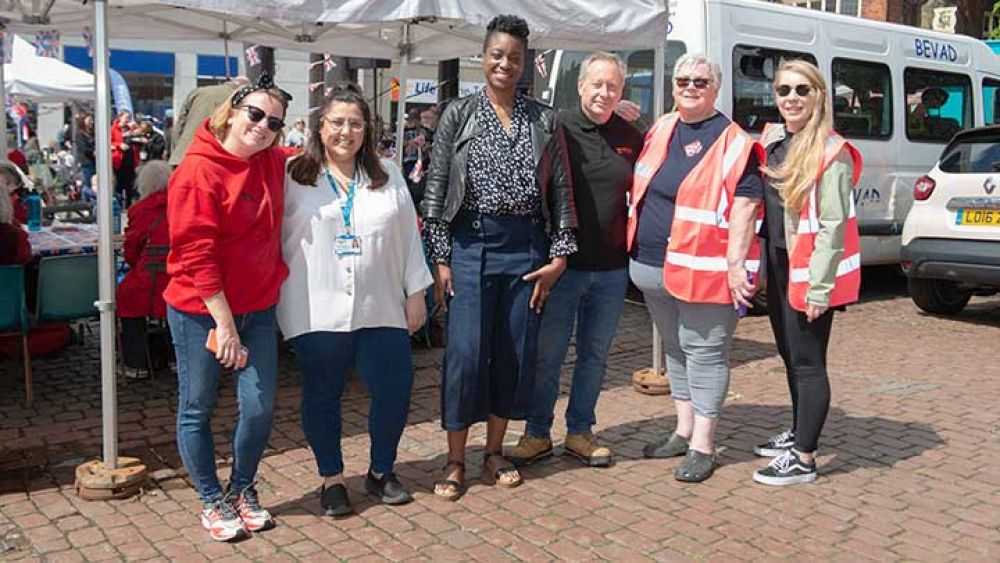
[907,277,971,315]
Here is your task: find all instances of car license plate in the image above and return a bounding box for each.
[955,209,1000,226]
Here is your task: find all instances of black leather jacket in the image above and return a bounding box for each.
[419,93,577,233]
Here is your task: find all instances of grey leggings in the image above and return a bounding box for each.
[629,259,739,418]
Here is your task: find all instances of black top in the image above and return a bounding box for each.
[633,113,763,268]
[559,107,643,270]
[763,132,793,249]
[73,129,96,167]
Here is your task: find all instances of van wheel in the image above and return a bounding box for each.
[908,277,971,315]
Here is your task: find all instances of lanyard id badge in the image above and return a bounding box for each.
[325,167,362,257]
[334,233,361,256]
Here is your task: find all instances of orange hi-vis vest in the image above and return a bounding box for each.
[627,113,764,304]
[760,123,863,312]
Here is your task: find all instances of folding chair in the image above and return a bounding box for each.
[0,266,33,405]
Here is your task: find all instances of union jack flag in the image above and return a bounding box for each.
[408,148,424,184]
[0,30,12,65]
[323,54,336,72]
[34,29,60,58]
[308,81,323,92]
[534,51,548,79]
[245,44,260,67]
[82,26,93,57]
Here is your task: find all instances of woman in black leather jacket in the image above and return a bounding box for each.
[421,14,577,500]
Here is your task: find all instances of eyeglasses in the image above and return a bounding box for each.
[776,84,813,98]
[238,105,285,132]
[674,76,713,89]
[323,117,366,133]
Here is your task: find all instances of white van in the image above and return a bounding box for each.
[536,0,1000,264]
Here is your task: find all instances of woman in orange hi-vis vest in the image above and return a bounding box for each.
[629,53,764,483]
[752,60,862,487]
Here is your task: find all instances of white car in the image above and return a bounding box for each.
[901,126,1000,314]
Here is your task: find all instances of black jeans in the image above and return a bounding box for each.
[766,244,834,454]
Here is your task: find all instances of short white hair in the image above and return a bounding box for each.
[673,53,722,87]
[577,51,627,84]
[135,161,172,201]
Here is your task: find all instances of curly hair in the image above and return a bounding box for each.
[484,14,529,52]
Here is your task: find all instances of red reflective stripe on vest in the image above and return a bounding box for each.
[628,113,763,304]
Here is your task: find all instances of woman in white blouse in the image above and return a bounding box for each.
[278,84,433,518]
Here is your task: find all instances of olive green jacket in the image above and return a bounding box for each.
[760,124,856,307]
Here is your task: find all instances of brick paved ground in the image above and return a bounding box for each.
[1,269,998,561]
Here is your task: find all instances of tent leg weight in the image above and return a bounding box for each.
[74,457,148,501]
[632,367,669,396]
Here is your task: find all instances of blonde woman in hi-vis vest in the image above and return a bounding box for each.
[628,53,764,483]
[753,59,862,486]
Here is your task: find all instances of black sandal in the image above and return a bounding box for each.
[433,460,466,501]
[483,451,523,488]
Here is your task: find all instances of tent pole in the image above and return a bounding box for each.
[93,0,118,470]
[0,58,6,157]
[394,22,410,168]
[222,21,231,80]
[650,40,667,375]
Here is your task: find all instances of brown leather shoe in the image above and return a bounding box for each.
[564,433,613,467]
[504,435,554,467]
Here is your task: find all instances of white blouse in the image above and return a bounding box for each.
[276,158,433,340]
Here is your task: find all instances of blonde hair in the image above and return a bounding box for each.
[0,185,12,224]
[136,160,172,200]
[208,89,289,148]
[762,59,833,211]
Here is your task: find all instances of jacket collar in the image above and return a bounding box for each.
[760,122,787,149]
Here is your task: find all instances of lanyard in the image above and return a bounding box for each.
[324,167,359,233]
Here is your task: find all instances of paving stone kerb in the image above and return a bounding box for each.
[1,279,998,560]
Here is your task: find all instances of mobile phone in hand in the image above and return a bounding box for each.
[205,328,249,369]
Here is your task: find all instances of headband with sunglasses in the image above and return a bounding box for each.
[231,73,294,108]
[775,84,813,98]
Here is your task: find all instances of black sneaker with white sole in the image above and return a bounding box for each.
[754,428,795,457]
[753,449,817,486]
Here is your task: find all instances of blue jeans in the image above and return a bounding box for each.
[290,328,414,476]
[168,305,279,505]
[526,267,628,438]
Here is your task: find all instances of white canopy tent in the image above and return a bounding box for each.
[4,34,94,102]
[1,0,669,473]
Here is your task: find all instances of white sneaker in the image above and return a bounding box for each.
[200,500,249,542]
[123,367,149,380]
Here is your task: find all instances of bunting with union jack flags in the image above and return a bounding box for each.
[34,29,60,58]
[245,44,260,67]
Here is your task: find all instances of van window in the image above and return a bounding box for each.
[621,43,687,121]
[832,58,892,140]
[732,45,816,132]
[904,68,972,143]
[938,132,1000,173]
[982,77,1000,125]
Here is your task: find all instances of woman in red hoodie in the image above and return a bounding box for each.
[116,160,171,379]
[165,74,291,543]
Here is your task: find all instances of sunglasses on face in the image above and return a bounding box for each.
[323,117,366,133]
[776,84,813,98]
[674,76,713,89]
[238,105,285,132]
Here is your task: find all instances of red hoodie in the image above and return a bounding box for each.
[164,121,289,315]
